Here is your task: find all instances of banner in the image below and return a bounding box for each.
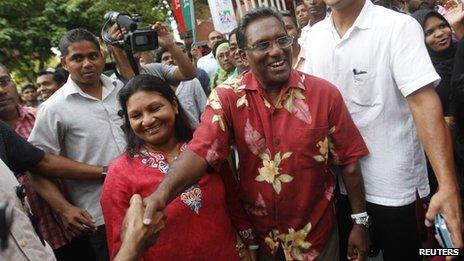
[207,0,237,34]
[180,0,193,32]
[172,0,187,32]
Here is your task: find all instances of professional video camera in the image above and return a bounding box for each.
[102,11,158,75]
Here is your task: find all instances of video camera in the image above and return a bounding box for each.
[102,11,158,53]
[102,12,158,75]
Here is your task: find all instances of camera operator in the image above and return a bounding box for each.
[109,22,196,84]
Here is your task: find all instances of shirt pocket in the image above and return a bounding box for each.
[350,55,379,107]
[291,126,330,169]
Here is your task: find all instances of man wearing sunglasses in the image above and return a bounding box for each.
[142,7,370,260]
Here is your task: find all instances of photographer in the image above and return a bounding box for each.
[109,22,196,84]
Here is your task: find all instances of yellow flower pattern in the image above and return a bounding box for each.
[265,222,313,260]
[255,151,293,194]
[218,77,249,108]
[313,126,337,164]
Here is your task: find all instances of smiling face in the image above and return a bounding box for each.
[61,40,105,89]
[36,74,61,100]
[0,66,19,116]
[242,16,292,89]
[126,90,178,149]
[424,16,452,52]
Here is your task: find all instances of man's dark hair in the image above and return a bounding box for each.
[228,28,238,40]
[36,68,68,87]
[280,10,298,28]
[212,39,229,58]
[236,7,285,50]
[58,28,100,57]
[21,83,36,93]
[295,1,306,8]
[155,47,169,63]
[118,74,193,157]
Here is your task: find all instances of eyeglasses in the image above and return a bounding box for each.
[0,76,12,88]
[245,35,293,52]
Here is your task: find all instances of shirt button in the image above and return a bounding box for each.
[273,139,280,146]
[20,241,27,247]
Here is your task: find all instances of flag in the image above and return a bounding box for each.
[172,0,187,32]
[180,0,193,32]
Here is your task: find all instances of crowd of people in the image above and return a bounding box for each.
[3,0,464,260]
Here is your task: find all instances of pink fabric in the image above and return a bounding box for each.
[101,144,241,260]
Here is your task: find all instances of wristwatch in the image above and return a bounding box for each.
[351,212,371,229]
[101,166,108,179]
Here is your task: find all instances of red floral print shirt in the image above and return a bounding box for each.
[188,70,369,260]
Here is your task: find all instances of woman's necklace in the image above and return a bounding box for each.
[143,143,181,161]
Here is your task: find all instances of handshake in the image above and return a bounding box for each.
[115,194,165,261]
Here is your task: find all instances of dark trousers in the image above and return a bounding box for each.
[337,194,421,261]
[87,225,109,261]
[54,235,96,261]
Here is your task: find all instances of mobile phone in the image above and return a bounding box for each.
[435,213,455,248]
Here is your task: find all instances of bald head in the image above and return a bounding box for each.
[208,31,223,49]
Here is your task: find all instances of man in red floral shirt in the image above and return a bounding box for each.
[143,8,370,261]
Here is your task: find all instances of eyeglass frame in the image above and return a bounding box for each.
[244,35,294,52]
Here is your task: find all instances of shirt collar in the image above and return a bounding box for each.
[242,69,306,93]
[326,0,373,32]
[63,74,119,100]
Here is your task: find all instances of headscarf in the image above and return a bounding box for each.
[210,42,235,89]
[412,9,456,116]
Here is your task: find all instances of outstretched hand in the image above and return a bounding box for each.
[445,1,464,26]
[142,190,167,225]
[121,194,165,252]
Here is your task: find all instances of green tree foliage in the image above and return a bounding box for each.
[0,0,164,82]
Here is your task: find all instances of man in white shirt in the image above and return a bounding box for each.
[304,0,462,259]
[196,31,224,80]
[298,0,328,45]
[28,28,126,261]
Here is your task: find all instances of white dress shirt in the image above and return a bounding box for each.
[197,52,219,80]
[304,1,440,206]
[29,75,126,225]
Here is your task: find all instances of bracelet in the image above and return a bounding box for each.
[350,211,368,219]
[248,244,259,250]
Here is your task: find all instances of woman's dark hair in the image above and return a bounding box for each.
[411,9,451,32]
[118,74,193,157]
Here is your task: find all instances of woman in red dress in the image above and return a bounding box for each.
[101,75,248,260]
